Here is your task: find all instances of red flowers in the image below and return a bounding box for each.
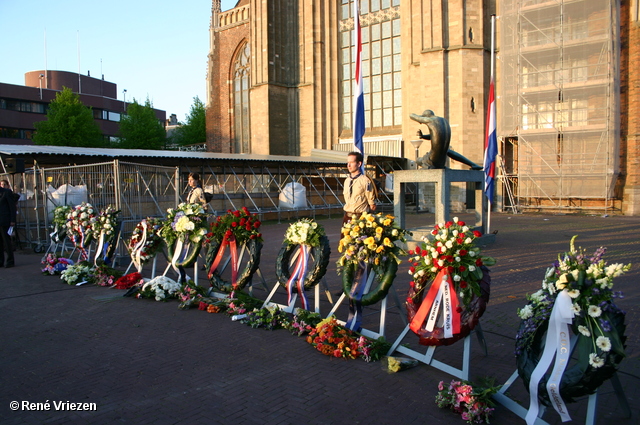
[114,272,143,290]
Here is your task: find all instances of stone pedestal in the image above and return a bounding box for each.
[393,169,488,234]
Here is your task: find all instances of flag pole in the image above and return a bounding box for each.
[352,0,365,173]
[489,15,495,234]
[484,15,497,234]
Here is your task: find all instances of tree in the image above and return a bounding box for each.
[170,96,206,147]
[33,87,104,147]
[117,97,166,149]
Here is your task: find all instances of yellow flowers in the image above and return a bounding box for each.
[336,211,408,275]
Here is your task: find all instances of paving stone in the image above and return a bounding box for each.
[0,213,638,424]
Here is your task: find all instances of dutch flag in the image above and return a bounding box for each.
[353,0,365,161]
[483,78,497,203]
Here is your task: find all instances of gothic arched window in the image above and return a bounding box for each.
[233,42,250,153]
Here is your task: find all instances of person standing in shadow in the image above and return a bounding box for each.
[0,183,17,268]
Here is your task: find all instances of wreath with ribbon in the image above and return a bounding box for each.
[50,205,71,243]
[515,236,629,422]
[336,212,408,330]
[66,202,96,261]
[405,217,495,346]
[159,203,209,282]
[275,219,331,310]
[205,207,263,292]
[91,205,121,266]
[128,218,164,272]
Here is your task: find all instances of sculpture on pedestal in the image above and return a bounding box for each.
[410,110,482,170]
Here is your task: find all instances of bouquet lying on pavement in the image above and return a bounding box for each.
[383,356,419,373]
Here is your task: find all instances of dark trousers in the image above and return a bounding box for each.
[0,225,14,266]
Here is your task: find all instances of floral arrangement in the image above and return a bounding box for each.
[51,205,71,242]
[114,272,144,290]
[137,276,181,301]
[384,356,419,373]
[41,253,74,275]
[244,305,291,330]
[177,280,208,309]
[60,261,93,285]
[337,211,408,274]
[209,207,262,245]
[407,217,495,307]
[66,202,97,249]
[127,218,164,264]
[516,236,629,366]
[284,218,325,247]
[159,203,209,246]
[52,205,72,229]
[198,298,228,313]
[306,317,362,359]
[288,308,323,336]
[92,205,120,238]
[435,378,500,424]
[92,264,122,287]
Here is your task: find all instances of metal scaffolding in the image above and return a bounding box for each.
[499,0,620,212]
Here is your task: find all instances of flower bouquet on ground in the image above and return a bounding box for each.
[160,203,209,281]
[244,305,291,330]
[223,291,264,319]
[306,317,362,359]
[288,308,323,336]
[206,207,263,292]
[50,205,71,243]
[336,212,408,331]
[136,276,181,301]
[516,236,629,421]
[92,205,121,266]
[304,316,391,362]
[114,272,144,290]
[128,218,164,272]
[383,356,419,373]
[41,253,74,275]
[406,217,495,346]
[66,202,97,260]
[60,261,93,285]
[435,378,500,424]
[276,218,331,310]
[92,263,122,287]
[177,280,208,310]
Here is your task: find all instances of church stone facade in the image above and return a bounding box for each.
[205,0,640,215]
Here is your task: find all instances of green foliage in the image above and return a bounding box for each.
[117,97,166,149]
[170,96,206,146]
[33,87,104,147]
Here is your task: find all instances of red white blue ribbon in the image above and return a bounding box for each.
[345,261,369,331]
[286,244,310,310]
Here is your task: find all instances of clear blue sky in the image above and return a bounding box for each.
[0,0,237,122]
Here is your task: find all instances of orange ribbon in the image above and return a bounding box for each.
[208,234,239,287]
[410,268,461,336]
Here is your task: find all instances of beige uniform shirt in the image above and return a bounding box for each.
[343,173,376,214]
[187,186,207,206]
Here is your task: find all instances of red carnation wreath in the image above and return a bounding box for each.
[405,218,494,346]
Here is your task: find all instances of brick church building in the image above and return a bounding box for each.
[205,0,640,215]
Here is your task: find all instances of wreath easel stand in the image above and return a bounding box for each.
[492,334,631,425]
[263,243,333,314]
[386,322,487,381]
[327,261,407,340]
